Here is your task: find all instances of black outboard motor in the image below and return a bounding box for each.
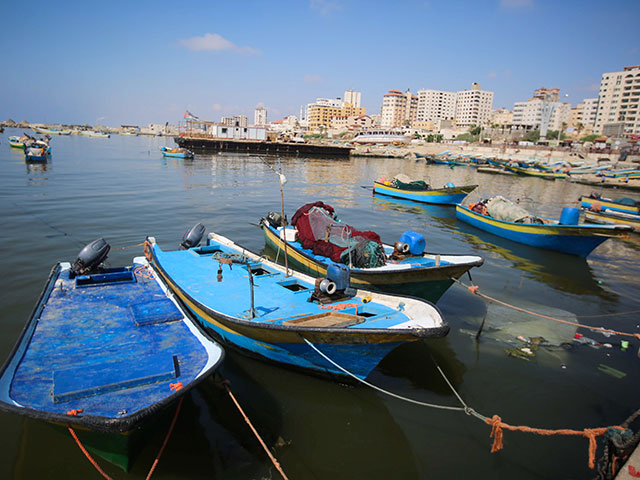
[70,238,110,278]
[181,223,205,249]
[265,211,286,228]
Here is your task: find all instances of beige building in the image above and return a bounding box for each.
[380,89,417,127]
[330,114,373,130]
[568,98,597,135]
[455,83,494,126]
[344,89,362,108]
[307,103,366,130]
[416,89,456,123]
[594,65,640,136]
[489,108,513,127]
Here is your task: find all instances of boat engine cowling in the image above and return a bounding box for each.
[71,238,110,277]
[265,211,286,228]
[181,223,205,249]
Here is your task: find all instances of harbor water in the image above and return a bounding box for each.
[1,129,639,479]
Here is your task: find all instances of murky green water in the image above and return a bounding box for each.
[1,129,639,479]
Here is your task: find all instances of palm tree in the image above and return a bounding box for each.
[576,122,584,138]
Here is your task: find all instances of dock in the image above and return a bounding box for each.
[175,135,351,157]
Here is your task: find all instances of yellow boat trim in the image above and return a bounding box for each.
[374,182,450,197]
[457,207,572,235]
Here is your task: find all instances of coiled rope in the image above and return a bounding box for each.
[302,337,626,469]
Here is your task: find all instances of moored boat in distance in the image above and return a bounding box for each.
[260,202,483,301]
[373,174,477,205]
[579,194,639,215]
[352,129,410,145]
[8,135,30,149]
[32,126,71,135]
[147,227,449,381]
[160,146,194,159]
[80,130,110,138]
[583,209,639,232]
[0,239,224,470]
[456,196,633,257]
[24,138,51,162]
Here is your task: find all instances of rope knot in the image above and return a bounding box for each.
[487,415,504,452]
[468,285,479,295]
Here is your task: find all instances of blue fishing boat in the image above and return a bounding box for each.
[579,194,639,215]
[0,240,224,470]
[373,177,477,205]
[24,139,51,162]
[146,227,449,381]
[260,202,483,302]
[456,197,632,257]
[160,146,194,159]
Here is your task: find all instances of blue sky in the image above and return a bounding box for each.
[1,0,638,126]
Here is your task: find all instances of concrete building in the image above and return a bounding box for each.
[489,108,513,127]
[211,125,267,140]
[300,98,343,127]
[344,89,361,108]
[307,103,366,130]
[532,87,560,102]
[254,105,267,126]
[594,65,640,136]
[221,115,248,127]
[455,83,494,127]
[512,88,570,133]
[415,89,456,123]
[330,114,373,130]
[568,98,597,135]
[380,89,417,128]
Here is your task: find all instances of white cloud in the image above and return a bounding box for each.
[179,33,257,54]
[500,0,533,8]
[488,72,497,79]
[303,74,325,83]
[212,104,222,111]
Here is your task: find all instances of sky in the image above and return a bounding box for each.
[1,0,639,127]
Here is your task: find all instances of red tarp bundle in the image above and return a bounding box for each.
[291,201,382,262]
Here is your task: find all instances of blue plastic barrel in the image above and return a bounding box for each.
[559,207,580,225]
[400,231,426,255]
[445,182,455,188]
[327,264,350,290]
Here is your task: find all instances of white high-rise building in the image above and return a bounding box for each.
[254,105,267,126]
[455,83,494,126]
[594,65,640,136]
[416,89,456,122]
[512,98,570,131]
[344,89,361,108]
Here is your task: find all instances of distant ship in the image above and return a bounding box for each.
[352,129,410,145]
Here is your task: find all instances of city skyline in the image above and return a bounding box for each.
[1,0,638,126]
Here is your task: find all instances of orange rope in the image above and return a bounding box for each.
[145,396,184,480]
[144,240,152,261]
[68,426,114,479]
[463,280,640,340]
[486,414,624,469]
[318,303,361,311]
[222,381,289,480]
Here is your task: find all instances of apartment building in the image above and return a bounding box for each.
[380,89,417,127]
[254,105,267,126]
[307,103,366,130]
[568,98,597,134]
[455,83,494,127]
[512,87,570,132]
[594,65,640,136]
[415,89,456,122]
[489,108,513,127]
[221,115,248,127]
[344,89,362,108]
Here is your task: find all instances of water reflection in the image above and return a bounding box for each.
[456,226,615,299]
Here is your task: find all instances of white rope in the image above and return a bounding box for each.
[302,337,465,412]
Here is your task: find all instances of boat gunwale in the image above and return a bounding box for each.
[261,222,484,280]
[148,237,449,342]
[373,180,478,196]
[0,261,225,434]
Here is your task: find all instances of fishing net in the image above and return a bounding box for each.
[291,202,385,267]
[485,196,544,224]
[390,173,429,191]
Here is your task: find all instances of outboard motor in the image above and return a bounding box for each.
[265,211,286,228]
[71,238,110,278]
[181,223,205,249]
[312,264,352,303]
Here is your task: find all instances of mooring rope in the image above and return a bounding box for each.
[451,277,640,340]
[302,337,627,469]
[221,380,289,480]
[67,396,184,480]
